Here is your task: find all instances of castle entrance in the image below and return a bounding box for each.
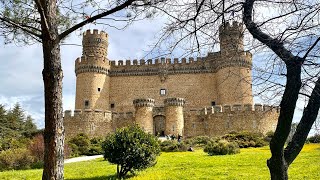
[153,115,166,136]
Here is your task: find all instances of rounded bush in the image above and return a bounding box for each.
[0,148,34,171]
[160,140,188,152]
[204,140,240,156]
[102,125,160,178]
[222,131,268,148]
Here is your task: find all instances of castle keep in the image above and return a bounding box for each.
[64,22,278,138]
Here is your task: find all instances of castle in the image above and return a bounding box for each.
[64,22,279,139]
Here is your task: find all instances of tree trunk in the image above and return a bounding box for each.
[39,1,64,179]
[41,37,64,180]
[267,156,288,180]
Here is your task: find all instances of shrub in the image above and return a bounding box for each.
[204,140,240,156]
[85,137,103,155]
[0,148,34,171]
[28,134,44,163]
[68,134,104,156]
[68,133,91,156]
[222,131,268,148]
[102,125,160,178]
[160,140,188,152]
[307,134,320,143]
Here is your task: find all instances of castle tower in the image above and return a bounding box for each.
[216,22,253,105]
[164,98,185,136]
[75,29,111,110]
[133,98,155,133]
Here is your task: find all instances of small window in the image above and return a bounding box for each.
[98,88,101,92]
[110,103,115,109]
[160,89,166,96]
[85,100,89,107]
[211,101,216,106]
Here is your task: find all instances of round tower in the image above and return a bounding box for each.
[219,21,244,55]
[133,98,155,133]
[216,22,253,105]
[164,98,185,136]
[75,29,111,110]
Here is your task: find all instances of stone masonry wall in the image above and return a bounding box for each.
[64,109,112,138]
[184,104,278,138]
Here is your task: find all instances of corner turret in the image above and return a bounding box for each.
[219,21,244,55]
[82,29,109,58]
[74,29,111,110]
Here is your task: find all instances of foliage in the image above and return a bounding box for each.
[68,134,104,157]
[68,133,91,156]
[307,134,320,143]
[160,140,188,152]
[28,134,44,163]
[222,131,268,148]
[102,125,160,178]
[204,139,240,156]
[0,103,38,151]
[0,148,34,171]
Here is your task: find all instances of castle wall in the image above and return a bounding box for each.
[109,73,217,112]
[184,104,278,138]
[64,110,112,138]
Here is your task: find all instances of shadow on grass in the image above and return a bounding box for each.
[67,173,136,180]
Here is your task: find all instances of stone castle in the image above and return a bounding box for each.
[64,22,278,139]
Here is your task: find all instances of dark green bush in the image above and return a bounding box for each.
[102,125,160,179]
[0,148,34,171]
[68,133,91,156]
[307,134,320,143]
[204,140,240,156]
[68,133,104,156]
[222,131,268,148]
[160,140,188,152]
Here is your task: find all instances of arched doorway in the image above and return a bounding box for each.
[153,115,166,136]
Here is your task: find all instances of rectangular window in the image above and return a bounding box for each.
[160,89,166,96]
[211,101,216,106]
[110,103,115,109]
[98,88,101,92]
[85,100,89,107]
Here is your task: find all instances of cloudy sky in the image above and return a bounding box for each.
[0,17,167,128]
[0,14,314,134]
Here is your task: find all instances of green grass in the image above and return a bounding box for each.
[0,144,319,180]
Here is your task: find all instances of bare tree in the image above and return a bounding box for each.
[0,0,164,179]
[151,0,320,179]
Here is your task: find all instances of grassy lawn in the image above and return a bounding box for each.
[0,144,319,180]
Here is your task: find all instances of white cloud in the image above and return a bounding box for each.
[0,17,166,129]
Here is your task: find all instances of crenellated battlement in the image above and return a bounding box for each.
[133,98,155,107]
[108,51,252,76]
[219,21,243,35]
[83,29,108,38]
[185,104,279,115]
[164,98,185,107]
[75,55,110,75]
[64,109,112,119]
